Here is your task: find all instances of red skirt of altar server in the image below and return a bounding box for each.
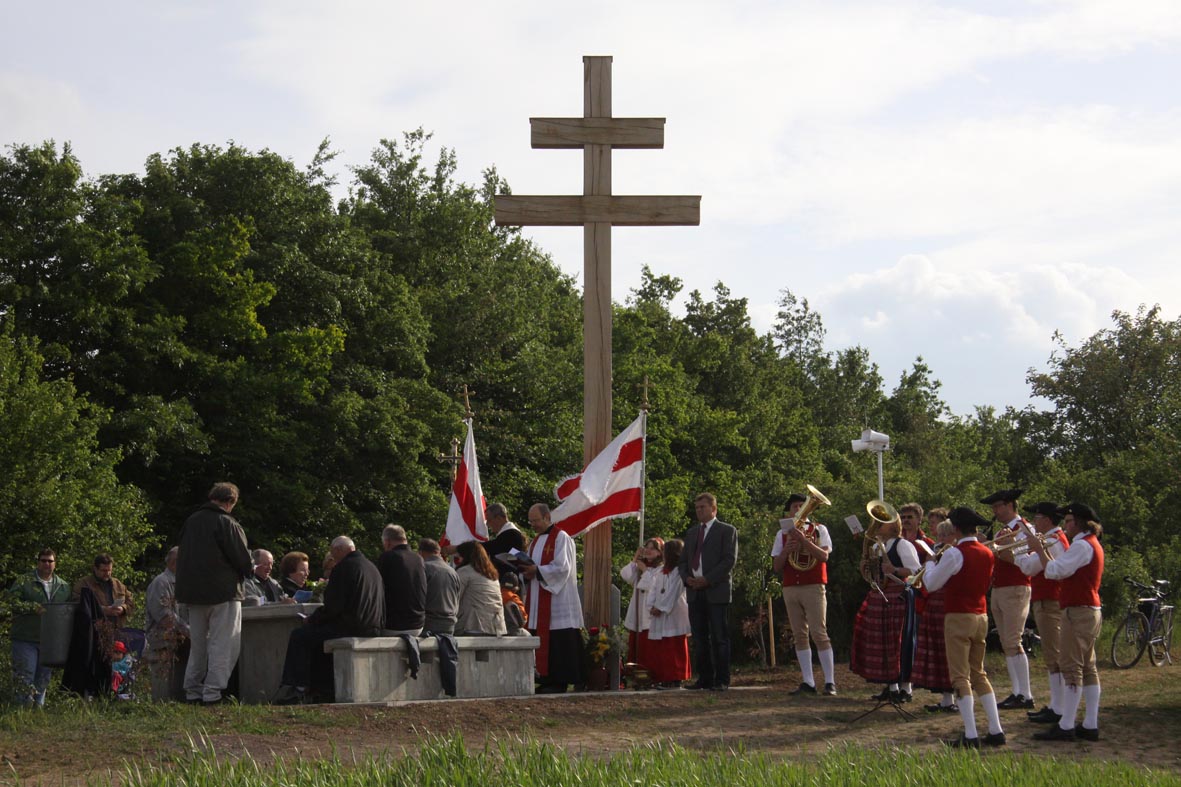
[850,587,907,683]
[911,589,953,692]
[646,635,691,683]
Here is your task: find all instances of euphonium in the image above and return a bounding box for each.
[784,484,832,572]
[861,499,899,584]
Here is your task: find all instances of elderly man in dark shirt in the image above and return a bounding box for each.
[244,549,292,605]
[377,525,426,636]
[275,536,384,704]
[418,538,459,635]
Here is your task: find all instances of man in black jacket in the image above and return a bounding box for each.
[275,536,384,703]
[377,525,426,635]
[175,482,253,705]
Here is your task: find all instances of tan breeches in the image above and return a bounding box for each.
[991,584,1031,656]
[944,613,993,699]
[782,584,831,651]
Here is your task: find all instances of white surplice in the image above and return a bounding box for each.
[647,569,690,640]
[525,528,584,631]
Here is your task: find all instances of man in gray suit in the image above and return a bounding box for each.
[678,492,739,690]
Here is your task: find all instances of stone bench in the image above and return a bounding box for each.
[324,634,539,702]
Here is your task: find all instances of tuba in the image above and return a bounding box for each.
[784,484,832,572]
[861,499,899,584]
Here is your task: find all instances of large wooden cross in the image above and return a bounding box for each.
[494,56,700,626]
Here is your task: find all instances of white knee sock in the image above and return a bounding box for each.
[796,649,815,686]
[818,647,835,685]
[980,692,1003,735]
[1049,672,1062,713]
[1060,684,1083,730]
[1015,653,1033,700]
[1005,654,1021,695]
[941,692,955,707]
[900,681,912,694]
[958,694,978,739]
[1082,683,1101,729]
[889,682,899,691]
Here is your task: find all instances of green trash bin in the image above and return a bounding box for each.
[39,601,78,667]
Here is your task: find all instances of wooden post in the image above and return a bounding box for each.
[494,56,700,629]
[767,597,777,668]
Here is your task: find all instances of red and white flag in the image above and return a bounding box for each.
[442,419,487,546]
[551,414,645,537]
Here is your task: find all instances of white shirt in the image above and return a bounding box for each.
[1043,532,1097,582]
[691,517,716,579]
[882,537,921,572]
[769,521,833,557]
[922,536,978,593]
[1016,526,1067,576]
[525,528,584,631]
[647,569,691,640]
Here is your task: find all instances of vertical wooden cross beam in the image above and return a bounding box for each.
[494,55,700,627]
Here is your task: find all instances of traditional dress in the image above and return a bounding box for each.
[646,567,691,683]
[1042,529,1104,735]
[771,520,836,689]
[525,526,585,689]
[1016,526,1069,713]
[911,574,952,694]
[850,537,920,685]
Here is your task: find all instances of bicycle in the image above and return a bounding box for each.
[1110,577,1174,669]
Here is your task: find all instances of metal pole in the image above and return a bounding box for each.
[876,450,885,501]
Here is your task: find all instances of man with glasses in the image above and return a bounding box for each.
[8,549,71,705]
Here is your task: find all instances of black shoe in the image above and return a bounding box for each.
[790,682,817,695]
[983,731,1007,747]
[822,683,837,696]
[895,691,913,704]
[202,696,230,707]
[273,685,306,706]
[687,682,713,691]
[998,693,1033,710]
[870,687,891,701]
[710,683,730,692]
[1033,725,1076,742]
[943,734,980,749]
[1027,707,1061,723]
[925,702,959,713]
[1075,725,1100,742]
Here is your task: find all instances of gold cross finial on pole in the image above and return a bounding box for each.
[437,436,462,482]
[461,384,475,420]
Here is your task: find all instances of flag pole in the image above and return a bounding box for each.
[638,375,650,548]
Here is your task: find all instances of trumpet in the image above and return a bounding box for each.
[981,531,1060,556]
[897,543,952,590]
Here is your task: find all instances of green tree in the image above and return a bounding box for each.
[0,325,153,585]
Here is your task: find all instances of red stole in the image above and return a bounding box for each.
[525,527,559,677]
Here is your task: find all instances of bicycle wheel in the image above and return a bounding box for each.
[1149,608,1173,666]
[1111,610,1150,669]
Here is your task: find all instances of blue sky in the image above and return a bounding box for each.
[4,0,1180,416]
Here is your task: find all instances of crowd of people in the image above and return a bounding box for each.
[8,481,1106,743]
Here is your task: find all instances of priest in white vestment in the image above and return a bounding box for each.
[522,503,585,692]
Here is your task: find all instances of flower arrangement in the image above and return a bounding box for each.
[304,578,327,600]
[583,625,624,667]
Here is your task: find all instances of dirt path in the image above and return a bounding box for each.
[6,664,1181,785]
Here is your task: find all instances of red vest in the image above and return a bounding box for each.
[1059,534,1104,609]
[779,524,827,586]
[1030,529,1070,602]
[944,540,994,615]
[993,519,1033,588]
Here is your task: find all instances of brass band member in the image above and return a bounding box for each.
[1030,503,1104,742]
[850,507,920,702]
[911,517,957,713]
[922,507,1006,748]
[1014,502,1070,723]
[771,493,836,695]
[981,488,1035,709]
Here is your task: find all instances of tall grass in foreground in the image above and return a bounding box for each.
[110,734,1180,787]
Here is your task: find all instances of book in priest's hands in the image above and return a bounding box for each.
[495,548,535,568]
